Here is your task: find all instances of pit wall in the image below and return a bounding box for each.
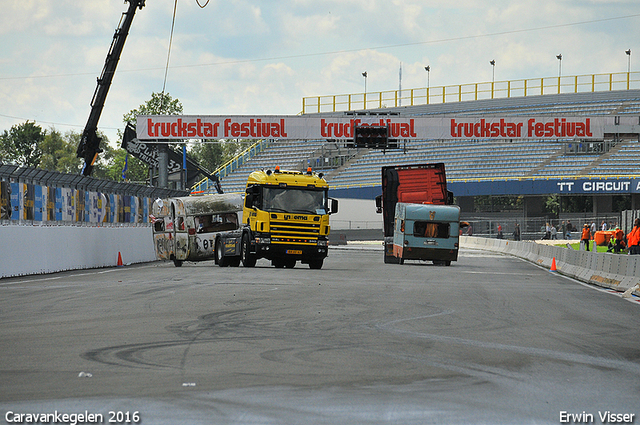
[0,224,155,279]
[460,236,640,297]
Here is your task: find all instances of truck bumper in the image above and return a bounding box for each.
[255,243,328,262]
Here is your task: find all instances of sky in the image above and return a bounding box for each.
[1,0,639,148]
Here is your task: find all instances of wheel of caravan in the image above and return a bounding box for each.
[445,260,452,266]
[216,239,229,267]
[308,258,323,269]
[241,234,257,267]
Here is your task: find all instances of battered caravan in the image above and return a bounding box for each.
[392,203,461,266]
[151,194,243,267]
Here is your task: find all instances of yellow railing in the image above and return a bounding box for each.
[302,71,640,114]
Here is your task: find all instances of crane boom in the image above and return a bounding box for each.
[77,0,145,176]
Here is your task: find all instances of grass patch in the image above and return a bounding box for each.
[558,242,625,253]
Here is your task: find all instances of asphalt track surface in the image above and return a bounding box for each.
[1,246,639,425]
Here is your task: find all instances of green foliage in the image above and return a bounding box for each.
[121,92,183,124]
[188,139,252,175]
[0,121,45,167]
[473,195,523,212]
[39,129,82,173]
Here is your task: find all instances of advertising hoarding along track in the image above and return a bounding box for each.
[136,115,635,141]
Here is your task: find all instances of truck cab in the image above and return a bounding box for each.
[241,167,338,269]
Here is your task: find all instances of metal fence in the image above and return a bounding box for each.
[0,163,186,225]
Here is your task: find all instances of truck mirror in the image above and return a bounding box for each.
[375,195,382,213]
[329,198,338,215]
[244,194,254,209]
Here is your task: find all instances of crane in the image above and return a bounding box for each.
[76,0,145,176]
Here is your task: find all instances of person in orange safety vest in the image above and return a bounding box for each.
[580,224,591,251]
[628,218,640,255]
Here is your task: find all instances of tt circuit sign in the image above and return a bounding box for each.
[135,115,633,141]
[450,178,640,197]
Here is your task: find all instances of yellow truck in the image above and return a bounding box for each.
[227,166,338,269]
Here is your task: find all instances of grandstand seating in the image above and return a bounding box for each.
[213,89,640,194]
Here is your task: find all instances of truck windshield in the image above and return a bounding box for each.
[263,187,327,214]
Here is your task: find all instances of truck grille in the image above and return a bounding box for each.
[270,220,320,244]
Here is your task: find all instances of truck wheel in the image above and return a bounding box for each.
[308,258,323,269]
[241,234,257,267]
[216,239,229,267]
[172,258,183,267]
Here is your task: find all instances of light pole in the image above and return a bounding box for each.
[489,60,495,98]
[626,49,631,73]
[425,65,430,104]
[556,54,562,94]
[362,71,367,109]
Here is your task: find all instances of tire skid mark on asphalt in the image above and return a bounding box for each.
[374,315,640,375]
[81,308,262,370]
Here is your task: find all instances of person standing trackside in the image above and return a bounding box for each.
[627,218,640,255]
[581,224,591,251]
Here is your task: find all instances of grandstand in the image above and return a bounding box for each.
[212,88,640,195]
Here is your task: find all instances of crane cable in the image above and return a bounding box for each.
[159,0,178,112]
[160,0,208,112]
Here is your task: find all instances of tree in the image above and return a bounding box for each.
[121,92,183,125]
[0,121,44,167]
[110,92,185,183]
[39,129,82,173]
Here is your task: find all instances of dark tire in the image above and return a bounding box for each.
[216,239,229,267]
[308,258,323,269]
[284,259,296,269]
[229,258,241,267]
[173,258,183,267]
[241,234,257,267]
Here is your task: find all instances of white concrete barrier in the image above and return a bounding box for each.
[460,236,640,298]
[0,224,155,278]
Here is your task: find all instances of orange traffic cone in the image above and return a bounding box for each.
[550,257,557,272]
[117,252,124,267]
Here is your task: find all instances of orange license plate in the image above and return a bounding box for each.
[286,250,302,255]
